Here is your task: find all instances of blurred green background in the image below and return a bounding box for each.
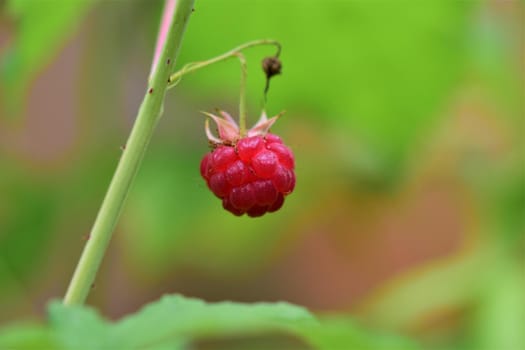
[0,0,523,349]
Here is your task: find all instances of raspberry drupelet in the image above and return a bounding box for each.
[200,110,295,217]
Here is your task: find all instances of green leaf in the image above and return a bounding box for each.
[1,0,96,118]
[0,295,418,349]
[48,301,113,350]
[113,294,317,348]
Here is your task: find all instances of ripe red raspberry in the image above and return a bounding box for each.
[200,110,295,217]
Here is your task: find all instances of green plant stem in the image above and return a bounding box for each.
[167,39,280,89]
[234,53,247,136]
[63,0,195,306]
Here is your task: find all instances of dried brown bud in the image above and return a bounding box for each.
[262,56,282,78]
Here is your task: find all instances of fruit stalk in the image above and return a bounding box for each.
[167,39,281,89]
[234,53,248,136]
[63,0,195,306]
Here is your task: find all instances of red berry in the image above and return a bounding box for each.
[247,205,268,218]
[200,153,211,178]
[268,193,284,212]
[252,180,278,205]
[252,150,278,178]
[229,183,256,210]
[200,135,295,217]
[211,146,237,172]
[208,172,230,198]
[222,198,244,216]
[267,143,294,169]
[265,133,282,144]
[225,160,249,186]
[272,165,295,194]
[237,136,264,163]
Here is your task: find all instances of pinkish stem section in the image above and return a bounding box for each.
[150,0,177,78]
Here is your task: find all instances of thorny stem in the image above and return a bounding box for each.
[63,0,195,306]
[235,53,247,136]
[167,39,281,89]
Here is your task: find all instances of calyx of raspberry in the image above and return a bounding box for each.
[203,109,282,145]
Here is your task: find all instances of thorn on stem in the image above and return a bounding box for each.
[148,88,154,94]
[120,144,126,151]
[82,233,91,241]
[167,58,171,65]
